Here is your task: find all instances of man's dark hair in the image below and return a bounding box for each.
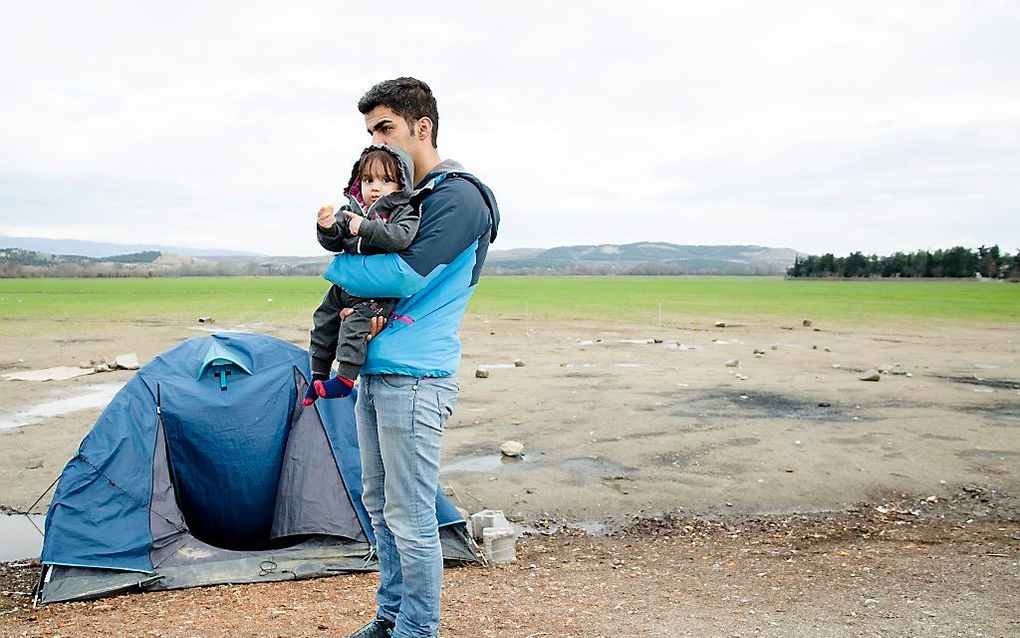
[358,77,439,148]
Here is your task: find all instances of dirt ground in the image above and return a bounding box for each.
[1,312,1018,636]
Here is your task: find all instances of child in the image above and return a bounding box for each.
[305,145,419,405]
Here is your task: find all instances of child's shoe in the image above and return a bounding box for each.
[314,375,355,399]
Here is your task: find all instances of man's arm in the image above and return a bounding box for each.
[324,178,489,298]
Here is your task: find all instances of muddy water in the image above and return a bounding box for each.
[0,513,46,561]
[0,383,122,431]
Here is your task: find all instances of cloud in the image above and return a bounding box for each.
[0,1,1017,256]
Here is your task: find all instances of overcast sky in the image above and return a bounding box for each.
[1,1,1017,256]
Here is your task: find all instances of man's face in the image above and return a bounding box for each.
[364,106,419,156]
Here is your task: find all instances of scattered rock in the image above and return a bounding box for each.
[802,319,812,327]
[752,348,766,355]
[813,328,821,332]
[714,321,727,328]
[736,374,749,381]
[25,458,43,470]
[652,338,664,344]
[92,363,111,373]
[823,347,831,352]
[811,345,818,350]
[890,367,909,376]
[859,370,881,382]
[818,402,831,407]
[832,364,841,369]
[114,353,140,370]
[877,363,894,374]
[475,367,489,379]
[196,316,215,323]
[513,359,525,367]
[725,359,740,368]
[500,440,525,457]
[770,345,779,350]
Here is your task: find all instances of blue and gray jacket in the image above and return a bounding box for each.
[323,159,499,377]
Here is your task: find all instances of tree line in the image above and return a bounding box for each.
[788,246,1020,279]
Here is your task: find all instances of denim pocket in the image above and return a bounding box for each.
[376,373,420,390]
[437,390,458,429]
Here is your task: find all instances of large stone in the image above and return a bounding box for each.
[500,440,525,457]
[725,359,740,368]
[859,370,881,382]
[475,367,489,379]
[513,359,525,367]
[114,353,140,370]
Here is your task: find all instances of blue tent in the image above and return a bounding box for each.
[38,333,474,603]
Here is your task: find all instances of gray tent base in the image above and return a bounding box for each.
[40,526,477,604]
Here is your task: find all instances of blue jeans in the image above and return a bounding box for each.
[356,374,459,638]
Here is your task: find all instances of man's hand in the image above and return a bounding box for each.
[339,308,386,341]
[343,210,366,235]
[317,205,337,228]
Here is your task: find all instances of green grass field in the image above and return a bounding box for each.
[0,276,1017,325]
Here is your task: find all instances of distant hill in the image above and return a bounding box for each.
[0,235,263,258]
[0,248,227,277]
[1,240,800,277]
[484,242,798,275]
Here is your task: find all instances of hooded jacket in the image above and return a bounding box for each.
[323,159,500,377]
[317,145,420,256]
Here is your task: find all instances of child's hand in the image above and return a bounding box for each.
[343,210,366,235]
[317,205,337,228]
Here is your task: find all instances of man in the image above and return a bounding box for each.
[323,78,499,638]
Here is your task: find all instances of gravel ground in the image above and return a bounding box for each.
[2,491,1018,638]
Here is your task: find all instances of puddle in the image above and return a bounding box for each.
[642,390,862,423]
[0,382,123,431]
[441,454,527,475]
[956,449,1020,460]
[571,520,608,535]
[561,457,637,486]
[941,376,1020,390]
[0,513,46,561]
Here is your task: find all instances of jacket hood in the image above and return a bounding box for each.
[414,159,499,244]
[343,145,415,211]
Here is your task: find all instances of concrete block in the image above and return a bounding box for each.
[482,526,518,564]
[469,510,510,541]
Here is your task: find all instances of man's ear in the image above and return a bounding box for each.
[417,117,433,142]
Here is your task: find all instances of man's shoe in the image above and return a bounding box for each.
[346,617,394,638]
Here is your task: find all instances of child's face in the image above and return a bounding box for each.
[361,167,400,209]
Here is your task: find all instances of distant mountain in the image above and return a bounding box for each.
[0,240,800,277]
[0,248,226,276]
[0,235,263,258]
[484,242,798,275]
